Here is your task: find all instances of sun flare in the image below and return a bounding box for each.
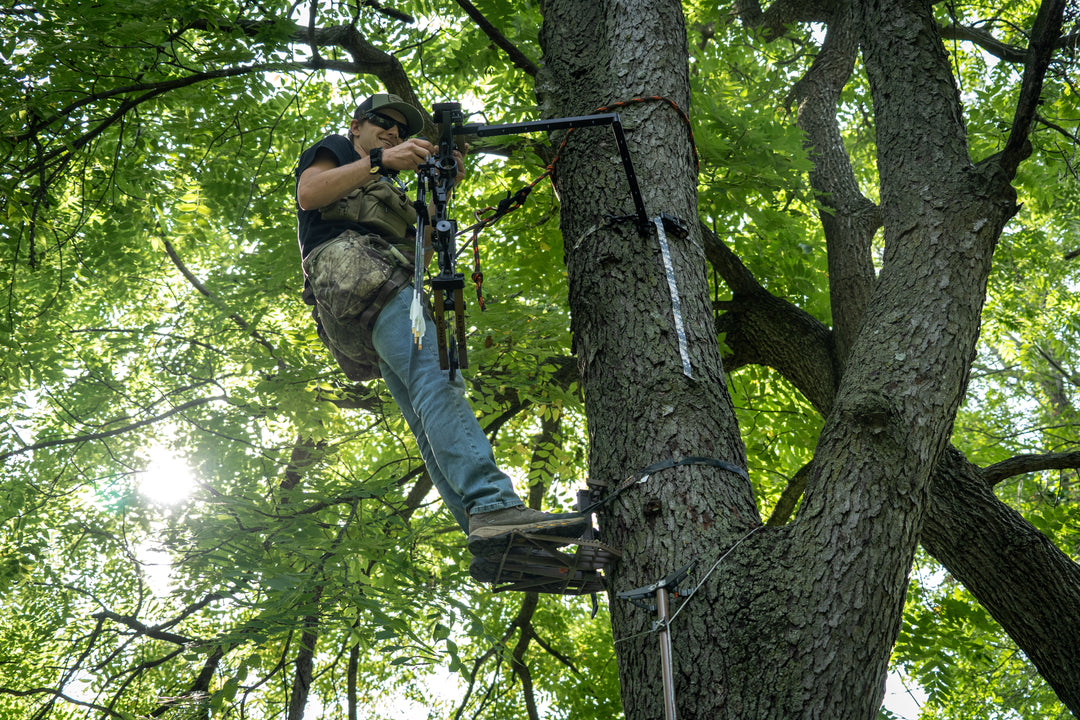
[140,445,196,504]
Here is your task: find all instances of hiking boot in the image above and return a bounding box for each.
[467,505,587,557]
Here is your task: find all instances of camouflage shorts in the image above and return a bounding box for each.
[303,230,398,319]
[303,230,413,381]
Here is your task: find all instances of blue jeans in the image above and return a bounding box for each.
[372,287,522,531]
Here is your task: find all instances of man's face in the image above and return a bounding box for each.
[350,108,409,154]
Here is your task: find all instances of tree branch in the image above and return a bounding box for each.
[1033,342,1080,389]
[453,629,515,720]
[787,5,881,366]
[161,236,285,369]
[717,234,1080,708]
[347,636,360,720]
[938,23,1027,62]
[506,593,541,720]
[359,0,416,24]
[187,18,420,115]
[701,224,763,297]
[922,448,1080,713]
[765,461,813,526]
[0,395,228,462]
[452,0,540,76]
[703,225,840,415]
[19,62,300,182]
[510,624,540,720]
[982,451,1080,487]
[1001,0,1070,178]
[0,687,125,719]
[147,647,221,718]
[736,0,832,40]
[288,625,319,720]
[530,630,585,678]
[939,22,1080,64]
[91,609,196,647]
[15,17,422,193]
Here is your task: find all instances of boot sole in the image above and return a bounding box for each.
[466,517,588,557]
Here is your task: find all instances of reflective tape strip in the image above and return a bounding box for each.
[653,216,693,378]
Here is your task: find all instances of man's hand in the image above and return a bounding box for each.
[387,139,467,183]
[381,138,436,172]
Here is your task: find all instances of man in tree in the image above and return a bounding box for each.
[294,93,586,575]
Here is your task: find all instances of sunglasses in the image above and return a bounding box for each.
[364,111,411,139]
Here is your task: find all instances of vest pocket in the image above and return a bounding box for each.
[304,231,394,319]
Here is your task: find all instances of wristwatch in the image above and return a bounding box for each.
[368,147,383,175]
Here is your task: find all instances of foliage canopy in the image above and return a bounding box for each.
[1,0,1078,718]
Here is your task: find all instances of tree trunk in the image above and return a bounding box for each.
[537,0,758,717]
[711,229,1080,716]
[539,0,1023,717]
[787,2,879,368]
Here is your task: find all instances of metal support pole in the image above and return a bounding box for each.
[656,586,677,720]
[414,102,684,372]
[616,561,695,720]
[458,113,650,230]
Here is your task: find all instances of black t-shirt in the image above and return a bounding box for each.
[294,134,382,258]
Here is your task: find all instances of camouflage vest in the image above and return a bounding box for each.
[317,178,418,239]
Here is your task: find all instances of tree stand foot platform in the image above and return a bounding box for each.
[482,532,621,595]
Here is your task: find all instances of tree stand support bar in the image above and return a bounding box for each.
[616,561,696,720]
[413,103,471,379]
[417,101,694,378]
[458,111,651,232]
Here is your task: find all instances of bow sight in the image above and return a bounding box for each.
[413,101,684,379]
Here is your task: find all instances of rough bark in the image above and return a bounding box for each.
[708,226,839,415]
[924,449,1080,712]
[537,1,758,717]
[535,0,1077,716]
[753,0,1080,710]
[711,235,1080,713]
[743,0,1015,713]
[786,0,879,367]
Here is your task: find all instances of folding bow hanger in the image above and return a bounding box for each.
[411,100,690,380]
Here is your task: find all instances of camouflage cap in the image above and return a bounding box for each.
[352,93,425,137]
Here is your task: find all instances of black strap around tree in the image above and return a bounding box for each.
[581,456,749,515]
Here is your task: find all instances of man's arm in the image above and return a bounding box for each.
[297,139,438,211]
[296,150,376,211]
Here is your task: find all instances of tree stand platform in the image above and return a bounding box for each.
[486,531,621,595]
